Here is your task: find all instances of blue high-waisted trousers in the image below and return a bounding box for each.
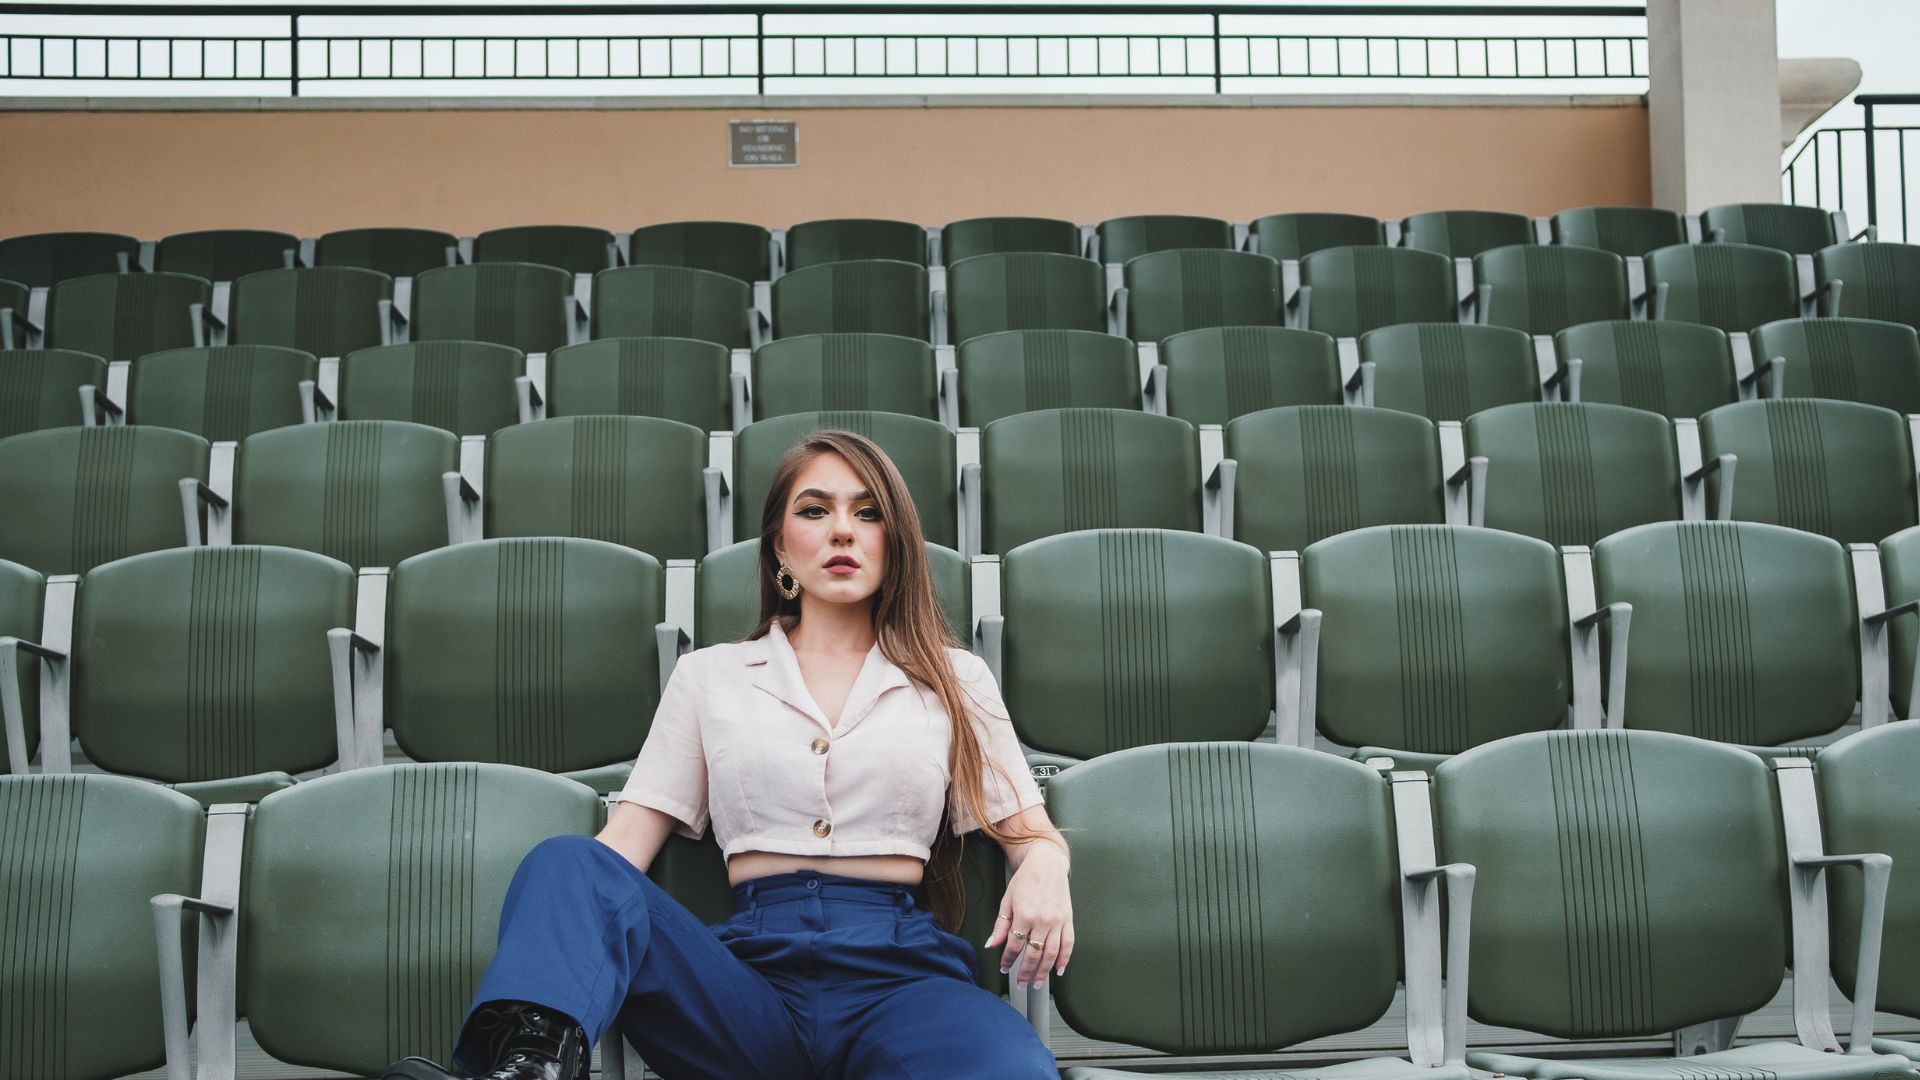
[454,834,1059,1080]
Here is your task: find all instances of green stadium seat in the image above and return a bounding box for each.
[156,229,298,282]
[0,773,205,1080]
[230,421,457,570]
[126,345,314,441]
[1438,728,1909,1080]
[411,262,575,355]
[627,221,772,285]
[1154,326,1342,423]
[1550,205,1687,257]
[1360,323,1539,422]
[1702,202,1838,255]
[1094,215,1233,265]
[973,408,1201,557]
[785,218,929,270]
[1250,211,1387,260]
[940,216,1081,264]
[314,227,458,278]
[752,333,936,421]
[944,252,1106,344]
[546,336,733,433]
[1297,246,1457,338]
[0,230,139,287]
[1401,209,1535,259]
[1120,249,1282,345]
[953,329,1140,429]
[590,264,753,350]
[1221,405,1448,553]
[0,347,103,436]
[1554,319,1741,419]
[480,415,713,561]
[1699,398,1917,543]
[696,538,968,649]
[473,224,618,275]
[1647,242,1802,332]
[1465,402,1690,547]
[0,557,43,770]
[733,411,956,548]
[0,425,208,574]
[1047,742,1472,1080]
[1880,525,1920,720]
[771,259,930,341]
[1752,316,1920,411]
[0,276,28,348]
[1473,244,1630,334]
[337,340,523,437]
[1815,243,1920,333]
[46,271,211,362]
[228,266,395,358]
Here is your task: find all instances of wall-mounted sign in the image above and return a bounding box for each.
[730,120,797,167]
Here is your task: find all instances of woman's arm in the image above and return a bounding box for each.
[595,801,681,873]
[987,802,1074,988]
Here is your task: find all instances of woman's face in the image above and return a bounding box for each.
[775,451,889,606]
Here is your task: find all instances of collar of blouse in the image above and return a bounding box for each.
[746,619,915,736]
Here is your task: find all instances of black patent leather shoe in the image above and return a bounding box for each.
[382,1000,590,1080]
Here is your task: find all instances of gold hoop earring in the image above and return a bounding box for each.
[776,563,801,600]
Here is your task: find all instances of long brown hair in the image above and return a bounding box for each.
[747,429,1037,930]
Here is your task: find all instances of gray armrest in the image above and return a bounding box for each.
[978,613,1005,687]
[1472,282,1491,326]
[1406,862,1476,1067]
[1741,356,1786,398]
[931,288,948,348]
[441,470,480,546]
[1447,456,1487,528]
[1206,458,1237,541]
[513,374,543,426]
[960,461,983,562]
[1865,598,1920,722]
[1572,601,1633,728]
[327,626,383,770]
[1650,280,1670,321]
[152,800,246,1080]
[1543,356,1583,403]
[1389,770,1476,1068]
[77,383,123,427]
[702,467,730,555]
[1823,278,1845,317]
[655,622,689,690]
[1796,850,1893,1054]
[0,305,18,349]
[939,367,959,432]
[1685,452,1737,520]
[1288,283,1313,330]
[151,892,235,1080]
[1143,364,1169,416]
[1345,359,1377,405]
[1276,608,1323,748]
[730,371,751,431]
[0,636,64,774]
[189,301,223,348]
[178,477,230,548]
[378,297,407,347]
[1109,285,1129,339]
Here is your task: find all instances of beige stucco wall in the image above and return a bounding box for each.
[0,101,1649,237]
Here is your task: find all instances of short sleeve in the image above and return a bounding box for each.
[611,653,709,840]
[948,652,1046,835]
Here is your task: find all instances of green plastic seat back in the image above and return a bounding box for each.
[955,329,1140,427]
[1251,212,1386,260]
[546,336,730,431]
[1401,210,1534,258]
[734,411,956,547]
[1879,525,1920,719]
[1003,530,1271,757]
[1815,242,1920,332]
[0,559,42,764]
[1300,246,1456,338]
[1700,398,1917,542]
[1817,723,1920,1015]
[0,231,139,288]
[472,225,615,275]
[74,545,354,781]
[0,426,209,574]
[627,221,772,285]
[0,347,104,437]
[1225,405,1445,553]
[1554,319,1737,419]
[46,272,211,363]
[240,764,600,1076]
[1096,215,1233,264]
[696,538,969,648]
[233,420,457,569]
[1594,521,1855,744]
[129,345,315,441]
[941,217,1081,263]
[785,218,928,270]
[1646,243,1800,333]
[590,265,749,349]
[314,227,457,278]
[1466,402,1682,547]
[485,415,708,561]
[411,263,572,354]
[771,259,929,340]
[982,409,1200,555]
[1362,322,1539,422]
[1475,243,1630,334]
[338,340,522,436]
[156,230,297,282]
[1161,325,1341,423]
[1433,729,1787,1037]
[1306,524,1568,753]
[1701,202,1836,255]
[1048,743,1400,1054]
[1550,206,1687,257]
[0,773,205,1080]
[1124,249,1282,343]
[1751,316,1920,411]
[228,266,393,358]
[752,333,936,421]
[387,538,664,771]
[946,252,1105,342]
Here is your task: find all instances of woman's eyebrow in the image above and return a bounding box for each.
[791,487,875,503]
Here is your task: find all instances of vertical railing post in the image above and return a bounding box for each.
[1863,98,1879,235]
[757,12,765,97]
[289,9,300,97]
[1212,13,1221,94]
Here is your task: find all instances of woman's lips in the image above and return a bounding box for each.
[825,564,860,576]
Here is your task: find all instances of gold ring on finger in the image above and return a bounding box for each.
[1010,930,1027,941]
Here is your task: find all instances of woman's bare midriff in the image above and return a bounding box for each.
[727,850,925,887]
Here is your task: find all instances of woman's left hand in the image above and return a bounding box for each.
[984,842,1074,989]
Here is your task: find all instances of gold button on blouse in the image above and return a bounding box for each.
[812,819,832,838]
[810,737,830,755]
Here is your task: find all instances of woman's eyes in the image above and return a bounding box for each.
[795,505,883,521]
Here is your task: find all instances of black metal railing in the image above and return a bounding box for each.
[1784,94,1920,244]
[0,3,1649,98]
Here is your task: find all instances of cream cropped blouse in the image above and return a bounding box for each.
[612,620,1045,861]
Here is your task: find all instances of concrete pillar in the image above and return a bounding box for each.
[1648,0,1782,212]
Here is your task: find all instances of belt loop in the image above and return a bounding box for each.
[742,878,760,913]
